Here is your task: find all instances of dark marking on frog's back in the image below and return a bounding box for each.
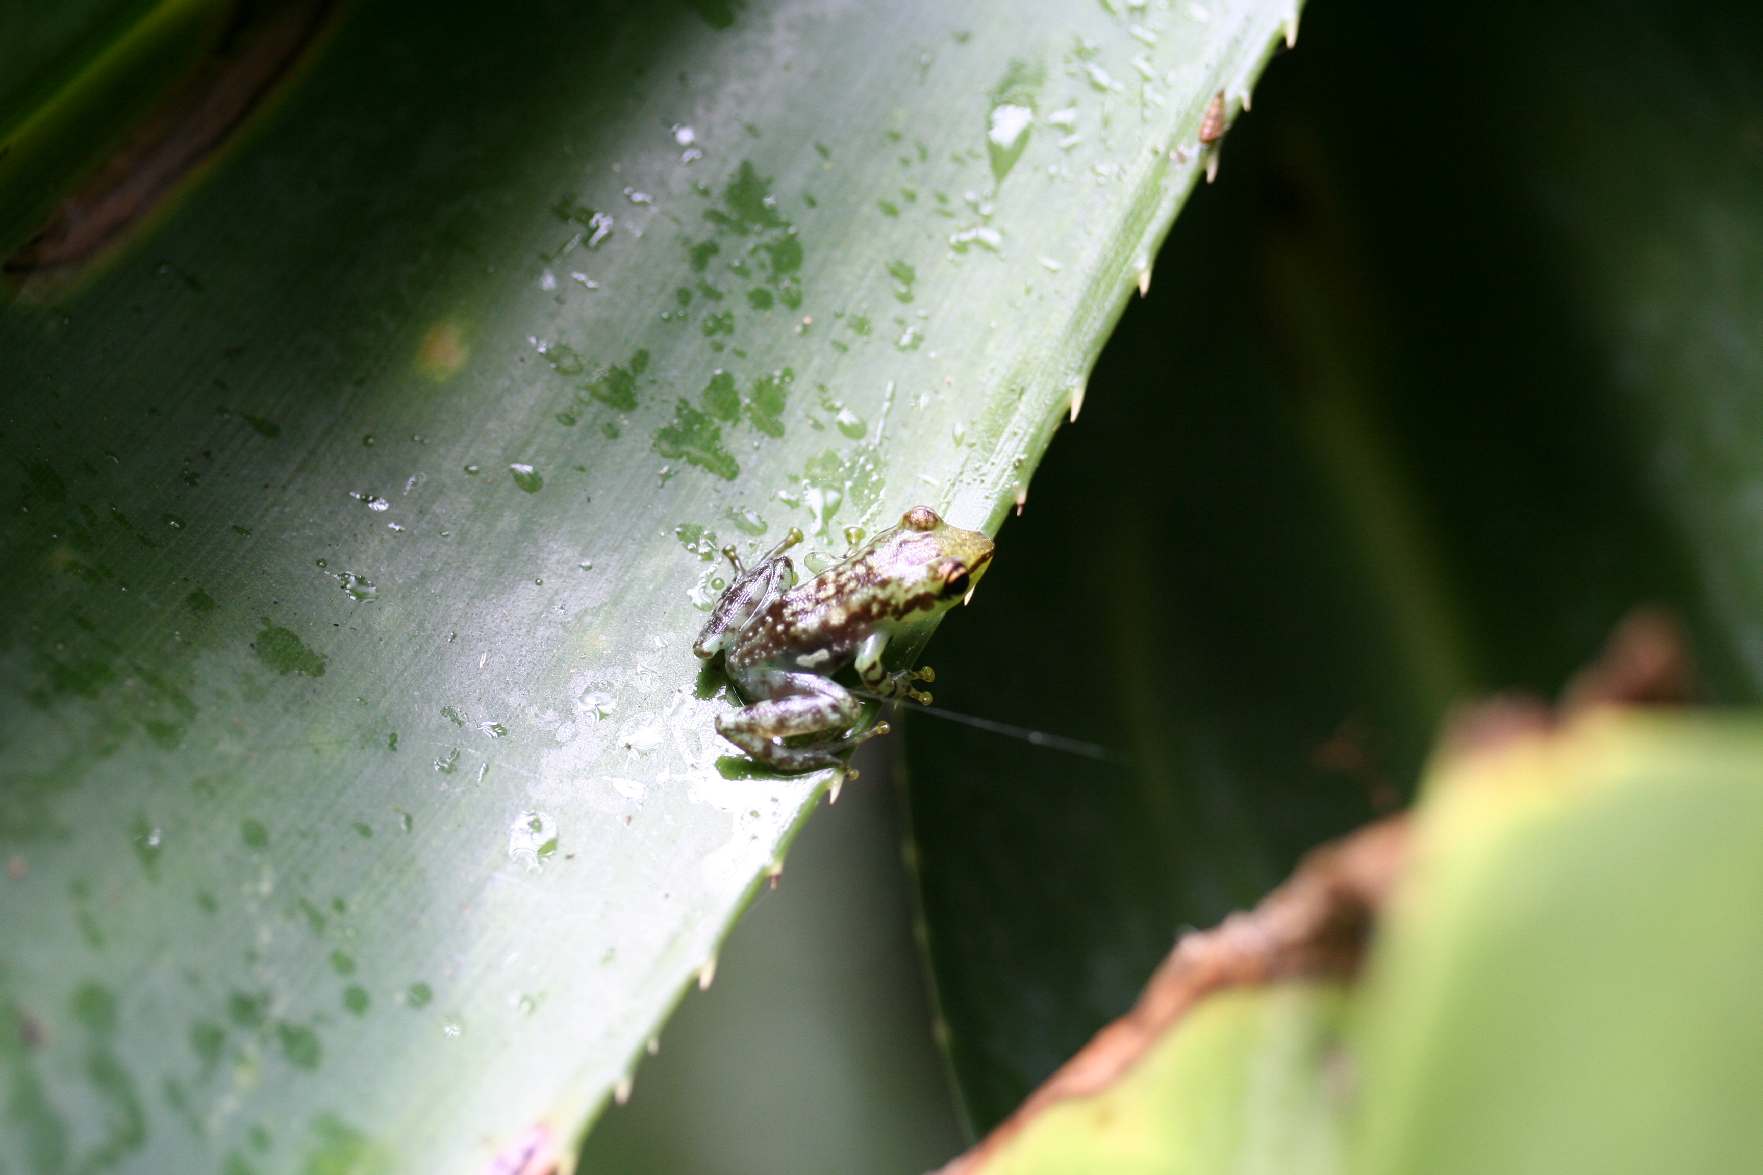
[886,591,938,621]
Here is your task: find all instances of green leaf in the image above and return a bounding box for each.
[576,761,966,1173]
[908,0,1763,1131]
[1352,713,1763,1175]
[0,0,1298,1167]
[964,986,1351,1175]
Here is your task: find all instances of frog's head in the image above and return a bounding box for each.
[877,506,995,620]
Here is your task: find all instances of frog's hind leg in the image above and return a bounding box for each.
[715,679,886,772]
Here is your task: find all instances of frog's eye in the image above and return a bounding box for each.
[902,506,941,532]
[940,561,970,599]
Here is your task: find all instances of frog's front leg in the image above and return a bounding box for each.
[854,631,935,704]
[693,530,803,659]
[715,673,887,772]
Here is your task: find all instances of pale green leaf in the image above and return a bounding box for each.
[1352,714,1763,1175]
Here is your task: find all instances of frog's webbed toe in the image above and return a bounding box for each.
[875,665,935,705]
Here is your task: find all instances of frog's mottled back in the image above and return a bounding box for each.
[695,506,993,774]
[739,506,993,671]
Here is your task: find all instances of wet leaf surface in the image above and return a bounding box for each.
[0,0,1296,1166]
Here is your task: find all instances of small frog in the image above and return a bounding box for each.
[694,506,995,773]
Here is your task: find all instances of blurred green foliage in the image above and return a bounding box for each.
[938,713,1763,1174]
